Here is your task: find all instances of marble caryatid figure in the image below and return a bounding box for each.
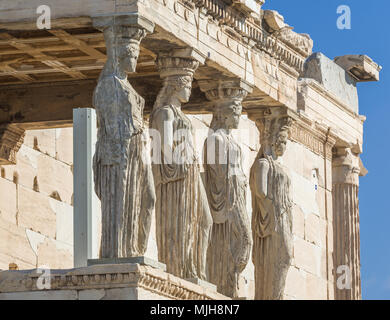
[200,80,252,297]
[150,51,213,280]
[92,17,156,259]
[249,110,293,300]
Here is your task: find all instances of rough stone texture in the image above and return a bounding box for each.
[0,126,25,165]
[334,55,382,82]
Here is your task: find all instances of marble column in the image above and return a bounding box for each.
[332,145,363,300]
[199,78,253,297]
[91,14,156,259]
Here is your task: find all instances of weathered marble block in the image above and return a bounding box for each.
[302,52,359,113]
[0,264,229,300]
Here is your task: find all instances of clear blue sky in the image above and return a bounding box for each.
[262,0,389,299]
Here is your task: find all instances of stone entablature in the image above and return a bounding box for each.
[297,77,365,147]
[166,0,312,72]
[290,117,336,161]
[247,106,337,161]
[0,0,312,115]
[0,0,311,73]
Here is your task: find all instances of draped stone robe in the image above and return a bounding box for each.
[150,104,213,280]
[93,75,155,258]
[250,155,293,300]
[204,130,252,297]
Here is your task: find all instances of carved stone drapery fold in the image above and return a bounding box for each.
[199,78,253,298]
[91,14,156,259]
[0,125,25,165]
[150,48,213,281]
[248,107,294,300]
[332,146,362,300]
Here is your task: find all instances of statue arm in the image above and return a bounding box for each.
[204,134,226,171]
[204,134,228,223]
[93,78,124,141]
[251,158,275,240]
[152,107,174,163]
[252,158,269,200]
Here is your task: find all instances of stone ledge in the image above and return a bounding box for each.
[87,257,167,272]
[0,263,229,300]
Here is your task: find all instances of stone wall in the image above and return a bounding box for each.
[283,140,332,300]
[0,128,74,271]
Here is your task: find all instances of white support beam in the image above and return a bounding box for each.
[73,108,100,268]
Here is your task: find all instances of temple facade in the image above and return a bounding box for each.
[0,0,381,300]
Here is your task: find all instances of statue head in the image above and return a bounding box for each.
[256,111,292,160]
[154,56,199,109]
[103,25,146,75]
[271,125,289,157]
[117,42,140,73]
[210,99,242,131]
[201,81,249,132]
[165,75,193,104]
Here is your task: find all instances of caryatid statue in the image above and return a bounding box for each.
[249,108,294,300]
[92,15,156,259]
[150,49,213,280]
[200,79,253,297]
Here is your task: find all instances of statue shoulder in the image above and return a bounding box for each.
[257,157,270,166]
[152,105,175,122]
[95,75,119,90]
[94,76,121,100]
[93,77,118,109]
[252,157,270,174]
[208,131,225,143]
